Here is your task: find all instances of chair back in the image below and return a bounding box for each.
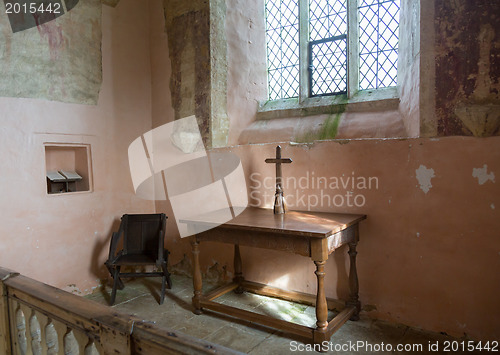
[122,214,166,258]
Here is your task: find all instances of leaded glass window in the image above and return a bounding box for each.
[359,0,400,90]
[265,0,300,100]
[265,0,400,100]
[309,0,348,96]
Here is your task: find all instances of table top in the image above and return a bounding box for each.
[180,207,366,238]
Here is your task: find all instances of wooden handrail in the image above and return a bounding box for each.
[0,267,241,355]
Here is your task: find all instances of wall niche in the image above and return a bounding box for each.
[45,144,93,195]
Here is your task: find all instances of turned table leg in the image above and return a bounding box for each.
[191,239,203,315]
[347,239,360,321]
[313,260,328,344]
[233,244,244,294]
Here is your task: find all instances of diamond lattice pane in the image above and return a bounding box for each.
[311,38,347,96]
[310,0,347,41]
[358,0,400,90]
[309,0,347,96]
[266,0,300,100]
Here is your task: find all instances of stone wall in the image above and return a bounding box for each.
[162,0,228,148]
[434,0,500,136]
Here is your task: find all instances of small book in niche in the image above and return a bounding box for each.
[59,171,82,180]
[46,171,83,194]
[46,171,82,181]
[46,171,66,182]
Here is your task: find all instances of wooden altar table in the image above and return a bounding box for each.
[182,207,366,344]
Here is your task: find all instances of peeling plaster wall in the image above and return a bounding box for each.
[434,0,500,136]
[0,0,102,104]
[0,0,155,294]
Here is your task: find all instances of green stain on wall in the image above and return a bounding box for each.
[295,98,347,143]
[318,111,342,140]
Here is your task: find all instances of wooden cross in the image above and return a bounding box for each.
[265,145,292,191]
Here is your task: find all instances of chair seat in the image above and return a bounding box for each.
[112,253,157,266]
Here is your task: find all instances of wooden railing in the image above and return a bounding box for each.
[0,267,241,355]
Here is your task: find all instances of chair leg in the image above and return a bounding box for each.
[163,253,173,289]
[160,261,172,304]
[160,275,166,305]
[163,261,172,289]
[106,263,124,290]
[167,273,172,289]
[159,261,171,305]
[110,266,121,306]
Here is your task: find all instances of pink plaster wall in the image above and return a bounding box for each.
[0,0,155,294]
[148,0,193,267]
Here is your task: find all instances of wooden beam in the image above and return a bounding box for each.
[204,283,239,301]
[327,306,356,336]
[118,272,164,278]
[200,300,313,339]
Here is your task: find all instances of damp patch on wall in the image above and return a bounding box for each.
[0,0,102,104]
[45,143,93,194]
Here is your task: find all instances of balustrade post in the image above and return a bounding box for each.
[0,279,13,354]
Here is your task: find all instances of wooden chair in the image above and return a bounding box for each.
[105,214,172,305]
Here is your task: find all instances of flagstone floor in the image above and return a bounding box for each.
[85,274,472,354]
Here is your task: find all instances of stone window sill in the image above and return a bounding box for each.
[238,87,407,145]
[256,87,400,120]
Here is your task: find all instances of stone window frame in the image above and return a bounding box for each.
[258,0,402,120]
